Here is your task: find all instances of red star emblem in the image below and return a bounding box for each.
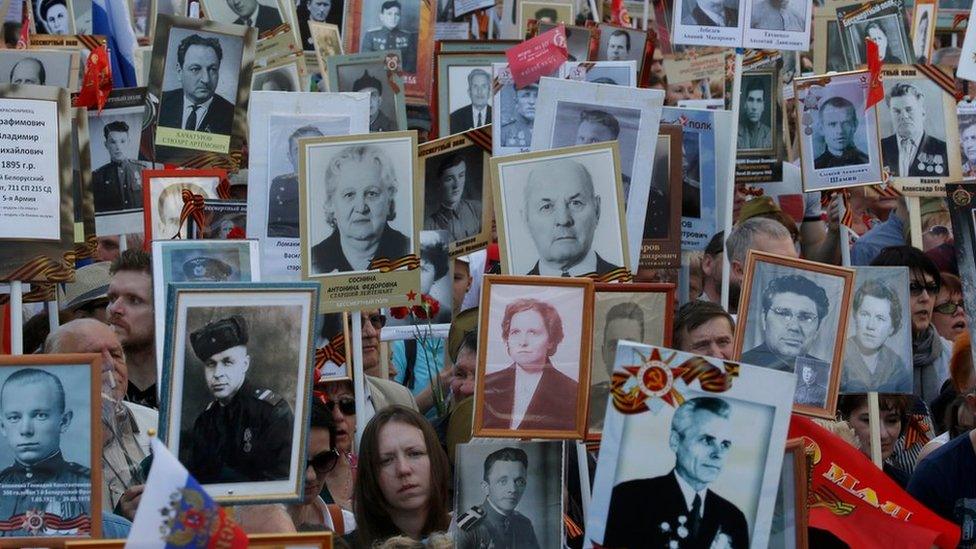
[406,290,417,301]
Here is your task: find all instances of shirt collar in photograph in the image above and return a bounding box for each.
[182,95,215,131]
[536,250,598,277]
[674,470,707,518]
[512,364,544,428]
[472,105,487,126]
[699,5,727,25]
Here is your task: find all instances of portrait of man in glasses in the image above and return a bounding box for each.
[740,274,831,374]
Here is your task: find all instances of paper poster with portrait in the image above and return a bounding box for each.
[70,107,96,263]
[491,143,632,282]
[418,129,493,257]
[142,169,225,246]
[326,51,408,132]
[958,100,976,179]
[144,14,256,167]
[945,182,976,355]
[250,55,304,92]
[559,60,637,87]
[671,0,745,47]
[743,0,812,51]
[588,283,674,439]
[769,439,809,549]
[473,275,594,440]
[735,64,784,183]
[34,0,78,35]
[307,21,344,74]
[245,90,370,280]
[0,85,75,283]
[200,0,291,37]
[435,53,502,138]
[840,266,913,394]
[587,341,795,549]
[812,15,850,73]
[298,131,422,313]
[733,251,855,418]
[911,0,937,63]
[595,24,647,72]
[875,66,962,196]
[0,355,103,545]
[637,125,683,280]
[518,1,574,37]
[159,282,318,502]
[342,0,435,102]
[531,78,664,271]
[297,0,344,52]
[794,70,884,192]
[130,0,159,40]
[837,0,915,68]
[454,440,565,549]
[536,22,597,62]
[491,62,558,157]
[151,239,261,380]
[0,49,79,89]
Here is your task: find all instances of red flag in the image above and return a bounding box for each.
[15,2,29,50]
[611,0,631,27]
[789,415,960,548]
[866,38,884,109]
[73,44,113,113]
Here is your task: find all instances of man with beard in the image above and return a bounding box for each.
[107,250,158,409]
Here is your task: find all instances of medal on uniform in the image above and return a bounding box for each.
[243,428,253,453]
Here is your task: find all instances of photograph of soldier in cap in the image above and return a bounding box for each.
[517,2,573,37]
[454,440,564,549]
[359,0,419,73]
[337,63,399,132]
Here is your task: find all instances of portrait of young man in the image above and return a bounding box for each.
[449,68,492,134]
[360,0,418,73]
[604,29,630,61]
[423,149,484,242]
[793,358,828,407]
[738,76,772,151]
[681,0,739,27]
[456,447,541,549]
[344,67,397,133]
[813,95,869,169]
[157,32,237,136]
[590,301,646,430]
[92,120,144,213]
[268,125,325,238]
[880,82,949,178]
[597,25,644,64]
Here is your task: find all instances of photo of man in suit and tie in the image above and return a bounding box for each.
[449,68,492,134]
[157,33,237,136]
[880,82,949,178]
[602,397,749,548]
[223,0,282,33]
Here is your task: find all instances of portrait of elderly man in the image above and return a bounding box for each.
[605,30,630,61]
[352,70,396,133]
[457,447,541,549]
[814,96,869,169]
[450,68,492,134]
[0,368,91,536]
[424,154,483,241]
[500,82,538,148]
[880,82,948,178]
[224,0,282,33]
[92,121,144,212]
[520,159,622,276]
[482,298,579,431]
[861,20,903,64]
[299,0,344,49]
[361,0,418,73]
[750,0,804,31]
[158,34,235,135]
[311,144,411,274]
[182,315,295,483]
[7,57,45,85]
[269,125,324,238]
[590,302,645,430]
[603,397,749,547]
[741,274,832,374]
[682,0,739,27]
[738,78,772,150]
[841,279,911,392]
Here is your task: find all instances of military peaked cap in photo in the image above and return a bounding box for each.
[182,256,233,281]
[190,315,249,361]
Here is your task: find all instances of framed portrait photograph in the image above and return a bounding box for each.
[491,62,559,157]
[145,14,256,166]
[733,250,855,418]
[473,275,594,440]
[586,341,795,549]
[518,0,574,37]
[298,1,345,52]
[251,56,303,92]
[245,92,370,280]
[671,0,745,47]
[794,69,884,192]
[840,266,913,394]
[537,22,596,62]
[588,282,675,438]
[0,354,102,544]
[142,169,225,245]
[71,107,97,263]
[837,0,914,67]
[419,130,493,256]
[531,78,664,270]
[744,0,812,51]
[298,131,422,313]
[129,0,158,39]
[812,15,850,74]
[186,198,248,239]
[200,0,289,36]
[307,20,344,73]
[490,143,632,281]
[595,24,647,68]
[436,54,499,137]
[34,0,78,35]
[737,69,778,157]
[560,60,638,87]
[637,125,683,279]
[0,49,79,89]
[454,440,565,549]
[959,101,976,178]
[945,183,976,355]
[326,51,408,132]
[769,439,809,549]
[911,1,936,63]
[160,281,318,502]
[876,66,962,196]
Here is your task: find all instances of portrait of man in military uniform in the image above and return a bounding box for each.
[0,367,92,537]
[793,358,828,407]
[343,68,397,133]
[738,76,773,152]
[92,120,144,213]
[880,82,949,178]
[180,315,295,484]
[813,95,869,170]
[423,149,484,242]
[268,125,325,238]
[500,82,538,150]
[457,447,540,549]
[360,0,418,73]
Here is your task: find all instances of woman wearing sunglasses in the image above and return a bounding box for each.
[287,399,352,533]
[932,273,968,342]
[320,380,358,512]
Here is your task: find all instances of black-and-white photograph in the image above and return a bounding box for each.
[749,0,805,31]
[539,22,591,61]
[913,4,934,63]
[423,144,485,243]
[387,230,453,325]
[518,1,574,37]
[303,134,416,276]
[0,50,76,88]
[335,62,401,132]
[0,360,96,538]
[809,84,870,170]
[156,27,244,137]
[642,133,672,242]
[35,0,76,35]
[682,129,702,219]
[679,0,739,27]
[879,79,951,178]
[492,145,629,277]
[738,72,775,153]
[551,102,640,196]
[314,312,350,379]
[145,172,223,241]
[358,0,420,73]
[88,106,146,214]
[493,63,545,154]
[846,15,913,66]
[960,112,976,177]
[841,267,913,394]
[561,61,637,87]
[162,284,316,501]
[447,65,493,134]
[200,0,285,34]
[191,200,248,239]
[251,63,301,91]
[454,441,564,549]
[596,24,646,64]
[825,20,847,72]
[298,0,344,51]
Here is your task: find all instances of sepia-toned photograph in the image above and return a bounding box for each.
[160,282,317,501]
[491,143,630,279]
[200,0,286,35]
[329,53,406,132]
[454,440,564,549]
[474,275,594,439]
[841,266,913,394]
[518,1,574,37]
[0,49,78,89]
[142,170,224,243]
[587,342,794,549]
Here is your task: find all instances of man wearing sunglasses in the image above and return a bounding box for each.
[287,399,352,533]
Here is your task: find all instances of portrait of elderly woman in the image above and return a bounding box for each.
[841,278,911,393]
[310,144,411,274]
[481,298,579,432]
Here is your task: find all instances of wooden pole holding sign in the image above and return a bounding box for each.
[720,50,745,312]
[351,310,368,451]
[9,281,22,355]
[576,441,591,518]
[868,391,883,467]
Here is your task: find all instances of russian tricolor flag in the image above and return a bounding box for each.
[92,0,137,87]
[126,439,247,548]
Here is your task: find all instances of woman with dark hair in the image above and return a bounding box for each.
[932,272,967,342]
[39,0,70,35]
[352,405,451,547]
[837,393,912,487]
[286,399,351,533]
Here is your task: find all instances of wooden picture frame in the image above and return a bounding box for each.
[66,532,334,547]
[473,274,594,440]
[733,250,855,419]
[770,438,811,549]
[0,354,103,545]
[307,21,344,77]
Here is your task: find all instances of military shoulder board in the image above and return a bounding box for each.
[253,388,283,405]
[457,506,485,531]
